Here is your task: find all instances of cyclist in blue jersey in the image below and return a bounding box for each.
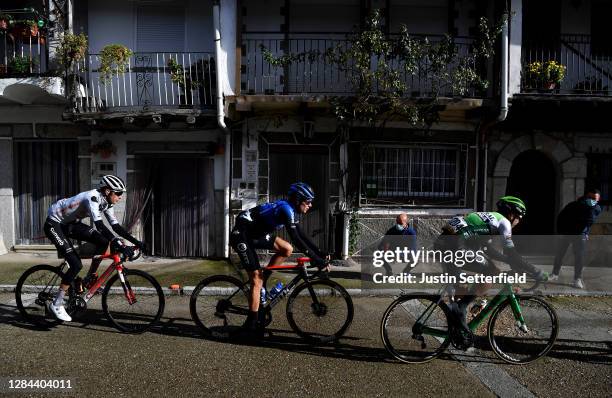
[44,175,145,322]
[230,182,328,336]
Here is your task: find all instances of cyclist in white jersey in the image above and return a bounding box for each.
[44,175,144,322]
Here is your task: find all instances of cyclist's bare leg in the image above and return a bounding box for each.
[248,269,264,312]
[268,237,292,266]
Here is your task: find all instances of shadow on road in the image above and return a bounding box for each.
[2,302,610,366]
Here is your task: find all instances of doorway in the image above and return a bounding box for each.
[506,150,556,235]
[268,146,329,250]
[134,157,216,257]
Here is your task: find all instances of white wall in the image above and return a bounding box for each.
[88,0,135,53]
[0,138,14,252]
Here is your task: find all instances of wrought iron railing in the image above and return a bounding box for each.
[0,29,48,76]
[521,34,612,95]
[241,32,478,97]
[69,52,216,113]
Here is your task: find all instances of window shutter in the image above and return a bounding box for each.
[136,4,185,52]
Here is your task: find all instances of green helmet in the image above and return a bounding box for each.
[496,196,527,217]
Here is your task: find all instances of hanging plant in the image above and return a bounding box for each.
[57,33,88,68]
[98,44,133,84]
[90,140,117,158]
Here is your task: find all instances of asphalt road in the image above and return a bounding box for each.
[0,293,610,397]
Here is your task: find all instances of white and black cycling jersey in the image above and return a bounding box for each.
[47,189,119,225]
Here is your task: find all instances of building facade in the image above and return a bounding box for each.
[0,0,609,257]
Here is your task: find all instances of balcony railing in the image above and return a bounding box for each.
[521,34,612,95]
[0,29,49,76]
[241,32,478,97]
[69,52,216,113]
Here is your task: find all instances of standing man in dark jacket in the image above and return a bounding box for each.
[379,213,418,275]
[550,188,602,289]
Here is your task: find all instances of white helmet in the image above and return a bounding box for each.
[100,175,126,192]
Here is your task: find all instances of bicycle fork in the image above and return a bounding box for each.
[508,294,529,333]
[117,269,137,305]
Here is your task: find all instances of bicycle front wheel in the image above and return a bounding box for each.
[102,269,165,334]
[15,264,65,327]
[286,279,353,343]
[488,296,559,364]
[381,295,451,364]
[190,275,250,339]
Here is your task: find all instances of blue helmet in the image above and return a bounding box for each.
[288,182,315,202]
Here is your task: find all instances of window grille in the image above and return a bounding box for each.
[360,143,467,206]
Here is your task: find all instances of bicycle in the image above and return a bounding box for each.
[380,277,559,364]
[15,247,165,334]
[190,257,354,343]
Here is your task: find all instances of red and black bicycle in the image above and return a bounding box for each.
[190,258,354,343]
[15,247,165,333]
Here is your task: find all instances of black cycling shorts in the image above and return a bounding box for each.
[230,218,276,271]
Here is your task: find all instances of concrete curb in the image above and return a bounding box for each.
[2,284,611,297]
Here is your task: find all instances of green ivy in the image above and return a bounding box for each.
[261,10,504,127]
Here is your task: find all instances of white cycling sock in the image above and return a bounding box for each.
[53,289,66,306]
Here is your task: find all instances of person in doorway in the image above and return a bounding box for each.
[44,175,145,321]
[378,213,417,276]
[230,182,329,338]
[550,188,602,289]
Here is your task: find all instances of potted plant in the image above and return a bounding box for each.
[90,140,117,159]
[0,13,12,30]
[8,55,36,75]
[98,44,133,84]
[524,60,566,91]
[11,19,39,38]
[167,58,200,107]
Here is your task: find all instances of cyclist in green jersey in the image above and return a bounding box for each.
[435,196,548,347]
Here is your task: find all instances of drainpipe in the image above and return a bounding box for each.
[479,14,509,211]
[213,0,231,258]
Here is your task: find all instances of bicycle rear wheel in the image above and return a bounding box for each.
[190,275,249,339]
[102,269,165,334]
[381,295,451,363]
[15,264,65,327]
[286,279,353,343]
[488,296,559,364]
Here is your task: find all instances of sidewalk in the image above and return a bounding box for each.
[0,251,610,296]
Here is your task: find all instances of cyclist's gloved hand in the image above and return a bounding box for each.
[120,245,136,260]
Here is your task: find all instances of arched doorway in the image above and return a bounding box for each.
[506,150,556,237]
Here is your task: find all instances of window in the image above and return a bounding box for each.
[586,153,611,206]
[360,144,467,206]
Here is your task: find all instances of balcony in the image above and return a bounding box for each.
[68,52,216,115]
[0,28,65,104]
[521,35,611,96]
[240,32,479,98]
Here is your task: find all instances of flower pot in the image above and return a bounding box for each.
[0,19,8,30]
[545,82,556,90]
[11,24,38,39]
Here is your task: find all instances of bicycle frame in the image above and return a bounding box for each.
[223,257,323,314]
[418,283,525,339]
[60,253,132,304]
[263,258,323,309]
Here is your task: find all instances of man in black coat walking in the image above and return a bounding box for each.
[550,188,602,289]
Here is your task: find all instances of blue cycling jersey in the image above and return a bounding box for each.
[238,200,299,235]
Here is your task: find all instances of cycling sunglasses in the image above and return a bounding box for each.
[113,191,124,196]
